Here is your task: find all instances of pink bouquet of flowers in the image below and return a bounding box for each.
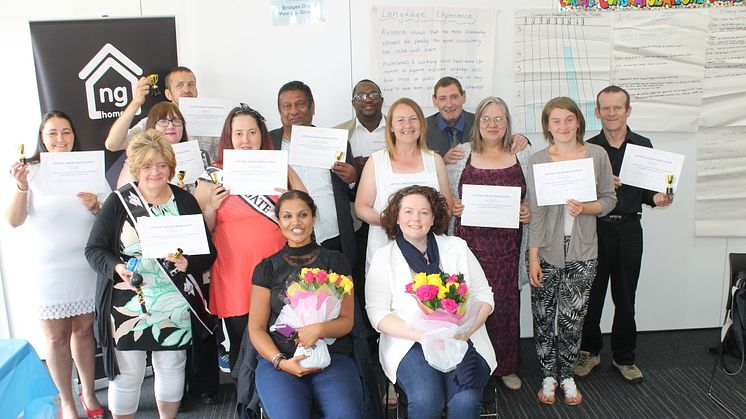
[270,268,353,368]
[405,271,475,372]
[405,272,468,324]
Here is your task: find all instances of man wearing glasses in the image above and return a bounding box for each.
[335,79,386,174]
[104,66,219,163]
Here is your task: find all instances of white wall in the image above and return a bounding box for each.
[0,1,736,355]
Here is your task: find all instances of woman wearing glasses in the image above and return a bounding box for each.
[446,96,532,392]
[116,102,198,187]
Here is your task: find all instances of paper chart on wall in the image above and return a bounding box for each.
[611,9,709,132]
[695,126,746,236]
[699,7,746,128]
[370,5,496,106]
[513,10,611,134]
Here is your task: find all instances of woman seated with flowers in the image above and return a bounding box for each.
[365,185,496,419]
[248,190,363,418]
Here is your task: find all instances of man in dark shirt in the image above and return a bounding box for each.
[575,85,673,383]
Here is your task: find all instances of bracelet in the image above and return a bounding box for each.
[272,353,287,370]
[16,183,28,194]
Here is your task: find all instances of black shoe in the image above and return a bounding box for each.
[200,392,220,405]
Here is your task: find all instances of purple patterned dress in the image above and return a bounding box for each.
[454,156,526,376]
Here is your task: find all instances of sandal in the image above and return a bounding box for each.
[561,378,583,406]
[80,395,105,419]
[537,377,557,405]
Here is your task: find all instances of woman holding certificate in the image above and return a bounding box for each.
[446,96,531,391]
[116,102,194,187]
[85,130,217,418]
[194,104,305,371]
[525,97,616,406]
[355,98,452,273]
[365,185,496,419]
[6,111,104,419]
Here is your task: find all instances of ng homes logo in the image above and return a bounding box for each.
[78,43,143,120]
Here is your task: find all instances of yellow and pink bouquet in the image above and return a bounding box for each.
[270,268,353,368]
[405,272,468,324]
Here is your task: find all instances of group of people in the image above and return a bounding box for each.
[5,65,674,419]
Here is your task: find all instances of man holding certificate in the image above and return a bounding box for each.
[576,86,673,384]
[526,97,616,406]
[269,81,358,269]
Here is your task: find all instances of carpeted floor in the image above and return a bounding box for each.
[74,328,746,418]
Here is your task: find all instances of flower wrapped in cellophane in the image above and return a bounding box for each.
[270,268,353,368]
[404,272,476,372]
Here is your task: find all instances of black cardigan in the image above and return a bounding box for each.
[85,183,217,379]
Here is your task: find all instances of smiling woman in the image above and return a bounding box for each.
[4,111,105,419]
[85,129,217,418]
[525,97,617,406]
[355,98,453,274]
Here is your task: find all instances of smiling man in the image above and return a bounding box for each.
[425,77,474,164]
[576,85,673,384]
[269,80,357,269]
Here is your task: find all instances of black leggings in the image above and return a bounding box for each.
[224,314,248,371]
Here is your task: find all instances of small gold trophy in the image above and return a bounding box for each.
[147,73,161,96]
[174,248,184,259]
[18,144,26,164]
[209,171,221,186]
[665,174,675,196]
[335,150,345,161]
[177,170,186,189]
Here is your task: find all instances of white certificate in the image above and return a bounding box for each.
[222,149,288,195]
[619,144,685,193]
[138,214,210,258]
[171,141,205,185]
[379,173,439,204]
[288,126,348,169]
[178,97,232,137]
[39,150,108,194]
[460,184,522,229]
[533,158,597,206]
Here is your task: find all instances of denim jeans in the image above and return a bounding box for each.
[256,353,363,419]
[396,343,490,419]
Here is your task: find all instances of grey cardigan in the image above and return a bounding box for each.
[526,143,617,267]
[447,142,533,289]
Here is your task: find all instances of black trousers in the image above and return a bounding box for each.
[580,220,643,365]
[225,314,248,371]
[186,284,219,396]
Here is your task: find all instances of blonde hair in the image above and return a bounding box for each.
[470,96,513,154]
[127,129,177,180]
[541,97,586,144]
[384,98,429,158]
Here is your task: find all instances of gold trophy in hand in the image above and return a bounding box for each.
[209,171,221,186]
[665,174,675,196]
[18,144,26,164]
[177,170,186,189]
[147,73,161,96]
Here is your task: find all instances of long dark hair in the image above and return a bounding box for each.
[29,111,82,163]
[216,104,272,164]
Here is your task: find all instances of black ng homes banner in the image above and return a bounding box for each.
[30,18,177,183]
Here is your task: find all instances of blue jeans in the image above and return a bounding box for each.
[256,353,363,419]
[396,343,490,419]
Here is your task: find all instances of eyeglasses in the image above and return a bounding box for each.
[155,118,184,127]
[479,116,507,125]
[352,92,382,102]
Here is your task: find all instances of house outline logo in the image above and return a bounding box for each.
[78,43,143,120]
